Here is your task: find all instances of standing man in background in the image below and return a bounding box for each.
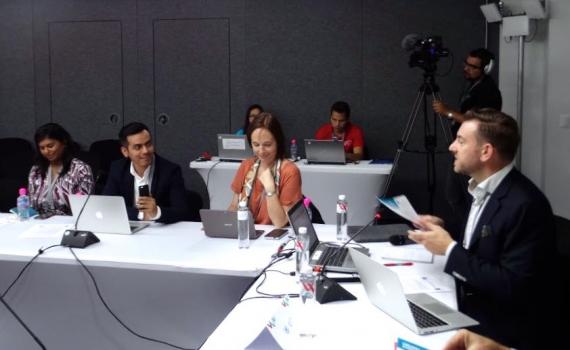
[433,48,502,135]
[315,101,365,161]
[433,48,502,219]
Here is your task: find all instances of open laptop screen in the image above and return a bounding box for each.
[287,199,320,253]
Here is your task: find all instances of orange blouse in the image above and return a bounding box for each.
[231,158,302,224]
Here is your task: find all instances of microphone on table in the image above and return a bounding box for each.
[61,175,100,248]
[314,212,381,304]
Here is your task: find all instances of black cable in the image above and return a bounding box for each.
[255,270,299,299]
[68,248,194,350]
[2,244,62,298]
[197,255,298,350]
[205,160,221,202]
[0,295,46,350]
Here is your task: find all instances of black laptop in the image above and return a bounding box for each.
[287,199,368,272]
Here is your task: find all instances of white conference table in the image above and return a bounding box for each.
[190,159,392,225]
[0,213,283,350]
[202,225,459,350]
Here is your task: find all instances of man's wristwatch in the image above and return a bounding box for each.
[265,191,276,197]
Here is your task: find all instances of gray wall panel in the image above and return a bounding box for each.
[153,18,230,170]
[0,0,35,140]
[48,20,124,146]
[244,0,363,151]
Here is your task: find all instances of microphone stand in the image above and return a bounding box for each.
[0,295,46,349]
[61,176,101,248]
[314,213,381,304]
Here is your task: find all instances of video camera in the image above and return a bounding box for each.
[401,34,449,74]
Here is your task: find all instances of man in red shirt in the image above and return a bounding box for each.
[315,101,365,161]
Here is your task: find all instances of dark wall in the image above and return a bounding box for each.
[0,0,493,215]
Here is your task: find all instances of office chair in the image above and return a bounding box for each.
[89,139,122,194]
[0,137,34,180]
[186,190,204,222]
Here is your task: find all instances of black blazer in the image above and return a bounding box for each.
[103,154,189,224]
[445,169,560,349]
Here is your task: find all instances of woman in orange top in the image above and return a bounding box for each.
[229,112,302,227]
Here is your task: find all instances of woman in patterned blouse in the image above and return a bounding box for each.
[28,123,94,216]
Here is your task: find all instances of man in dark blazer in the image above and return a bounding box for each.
[103,122,189,224]
[409,109,560,349]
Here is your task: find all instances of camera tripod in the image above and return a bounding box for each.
[381,73,454,213]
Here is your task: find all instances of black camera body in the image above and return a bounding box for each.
[408,35,449,73]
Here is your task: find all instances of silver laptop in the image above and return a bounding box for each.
[217,134,253,162]
[287,199,368,273]
[199,209,264,239]
[350,249,478,335]
[304,139,346,164]
[69,195,150,235]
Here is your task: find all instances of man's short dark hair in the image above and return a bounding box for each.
[119,122,151,147]
[464,108,520,162]
[330,101,351,119]
[469,48,494,71]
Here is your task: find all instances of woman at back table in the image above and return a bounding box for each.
[228,112,302,227]
[235,104,263,135]
[28,123,94,216]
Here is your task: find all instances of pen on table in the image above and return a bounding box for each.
[384,262,414,267]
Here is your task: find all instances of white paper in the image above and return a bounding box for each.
[222,138,246,150]
[19,224,71,239]
[379,244,433,263]
[399,275,451,293]
[377,195,419,223]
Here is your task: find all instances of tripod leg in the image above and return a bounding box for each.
[432,91,454,145]
[381,87,426,197]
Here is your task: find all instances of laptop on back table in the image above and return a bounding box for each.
[304,139,346,165]
[217,134,253,162]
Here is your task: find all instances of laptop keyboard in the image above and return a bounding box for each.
[316,246,348,267]
[407,300,448,328]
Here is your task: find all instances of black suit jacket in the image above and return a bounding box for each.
[103,155,189,224]
[445,169,560,349]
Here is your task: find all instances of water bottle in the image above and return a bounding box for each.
[237,201,250,249]
[16,188,30,220]
[299,265,316,304]
[303,197,313,222]
[295,227,310,275]
[336,194,348,242]
[290,138,298,160]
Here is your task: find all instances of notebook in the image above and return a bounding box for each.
[350,249,478,335]
[286,199,368,273]
[68,195,149,235]
[304,139,346,164]
[217,134,253,161]
[199,209,264,239]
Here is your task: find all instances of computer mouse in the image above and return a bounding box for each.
[389,234,412,246]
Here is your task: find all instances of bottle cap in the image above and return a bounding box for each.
[291,138,297,144]
[238,200,247,208]
[299,227,307,234]
[338,194,346,200]
[18,188,27,196]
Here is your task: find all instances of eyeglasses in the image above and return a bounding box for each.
[464,60,482,70]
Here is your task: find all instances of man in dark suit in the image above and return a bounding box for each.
[103,122,189,224]
[409,109,559,349]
